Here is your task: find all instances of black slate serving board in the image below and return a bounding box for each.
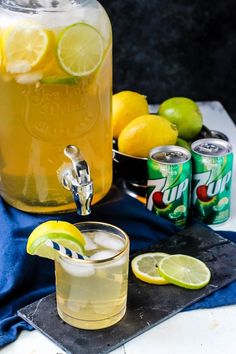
[18,224,236,354]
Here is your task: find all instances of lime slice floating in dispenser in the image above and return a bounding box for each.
[56,22,104,77]
[40,76,78,85]
[27,220,85,260]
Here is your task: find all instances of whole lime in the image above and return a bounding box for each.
[176,137,191,151]
[158,97,203,140]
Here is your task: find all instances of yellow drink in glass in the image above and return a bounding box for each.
[0,0,112,213]
[55,222,130,329]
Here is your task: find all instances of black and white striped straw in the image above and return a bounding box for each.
[45,240,86,260]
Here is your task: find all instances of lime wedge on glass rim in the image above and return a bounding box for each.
[56,22,104,77]
[131,252,170,285]
[26,220,85,260]
[158,254,211,290]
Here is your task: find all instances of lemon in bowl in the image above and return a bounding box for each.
[112,91,149,139]
[113,114,178,193]
[118,114,178,158]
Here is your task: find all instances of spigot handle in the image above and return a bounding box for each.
[64,145,91,184]
[59,145,93,216]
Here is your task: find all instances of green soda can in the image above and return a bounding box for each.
[146,146,192,227]
[191,138,233,225]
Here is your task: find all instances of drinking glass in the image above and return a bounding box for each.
[55,222,130,329]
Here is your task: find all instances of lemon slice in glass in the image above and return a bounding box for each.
[4,26,53,73]
[56,22,104,77]
[131,252,170,285]
[27,220,85,260]
[158,254,211,290]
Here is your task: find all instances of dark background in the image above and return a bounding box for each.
[100,0,236,123]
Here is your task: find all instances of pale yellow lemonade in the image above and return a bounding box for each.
[55,228,130,329]
[0,1,112,213]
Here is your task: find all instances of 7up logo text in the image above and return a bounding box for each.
[193,170,232,204]
[147,177,189,210]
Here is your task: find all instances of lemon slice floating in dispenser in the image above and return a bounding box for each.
[4,25,53,74]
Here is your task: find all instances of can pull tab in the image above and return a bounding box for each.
[60,145,93,215]
[198,143,219,154]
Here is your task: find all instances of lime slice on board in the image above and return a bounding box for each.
[4,26,53,73]
[158,254,211,289]
[27,220,85,260]
[131,252,170,285]
[56,22,104,77]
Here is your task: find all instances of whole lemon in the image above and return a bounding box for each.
[112,91,149,138]
[118,114,178,158]
[158,97,203,140]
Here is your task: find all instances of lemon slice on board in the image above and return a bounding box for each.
[4,26,53,73]
[27,220,85,260]
[56,22,104,77]
[131,252,170,285]
[158,254,211,290]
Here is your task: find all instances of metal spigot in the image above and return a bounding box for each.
[59,145,93,215]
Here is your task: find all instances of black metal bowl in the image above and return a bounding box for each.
[113,139,148,187]
[197,125,229,141]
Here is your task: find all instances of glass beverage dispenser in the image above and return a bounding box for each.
[0,0,112,214]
